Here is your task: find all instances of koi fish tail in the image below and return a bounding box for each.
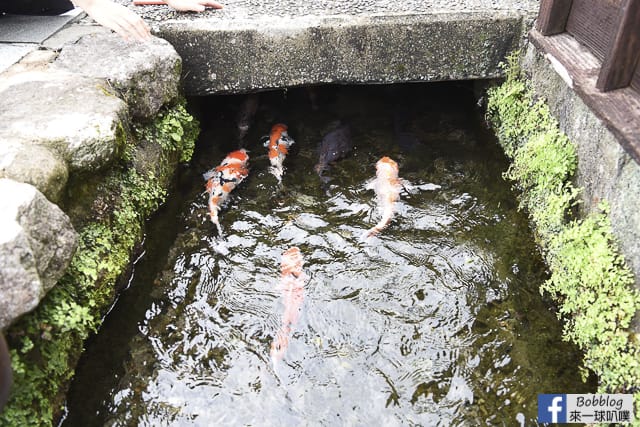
[269,164,284,182]
[364,204,394,238]
[318,172,331,185]
[213,219,223,236]
[270,327,290,362]
[364,220,386,238]
[208,204,223,236]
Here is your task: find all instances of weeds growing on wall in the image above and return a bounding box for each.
[132,102,197,164]
[0,101,199,427]
[487,52,640,420]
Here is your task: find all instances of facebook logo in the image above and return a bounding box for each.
[539,393,634,424]
[538,394,567,423]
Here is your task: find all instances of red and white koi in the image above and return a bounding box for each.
[364,156,402,238]
[265,123,295,182]
[203,149,249,235]
[270,247,306,363]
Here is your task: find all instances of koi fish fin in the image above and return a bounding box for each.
[319,174,331,185]
[400,179,415,195]
[415,183,442,192]
[364,178,377,191]
[203,170,217,181]
[281,133,295,146]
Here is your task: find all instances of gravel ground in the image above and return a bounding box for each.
[114,0,539,23]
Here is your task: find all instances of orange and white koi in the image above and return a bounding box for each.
[270,247,306,363]
[203,149,249,235]
[265,123,295,182]
[364,156,402,238]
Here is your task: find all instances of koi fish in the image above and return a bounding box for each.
[270,247,306,362]
[203,149,249,235]
[393,110,421,153]
[236,94,259,143]
[265,123,295,182]
[306,86,319,111]
[0,332,11,411]
[364,156,402,238]
[314,122,352,183]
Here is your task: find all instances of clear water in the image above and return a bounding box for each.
[63,83,593,426]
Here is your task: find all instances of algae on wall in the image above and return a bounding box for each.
[486,52,640,419]
[0,101,199,427]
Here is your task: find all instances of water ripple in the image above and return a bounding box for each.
[65,84,591,427]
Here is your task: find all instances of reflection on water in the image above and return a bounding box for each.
[64,83,593,426]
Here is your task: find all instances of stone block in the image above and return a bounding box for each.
[0,179,78,329]
[0,76,128,172]
[0,141,68,203]
[54,32,181,120]
[156,13,525,95]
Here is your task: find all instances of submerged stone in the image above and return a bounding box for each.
[0,179,78,329]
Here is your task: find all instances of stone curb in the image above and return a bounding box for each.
[0,31,182,329]
[0,178,78,330]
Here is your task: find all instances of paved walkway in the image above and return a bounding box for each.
[0,8,85,73]
[125,0,539,21]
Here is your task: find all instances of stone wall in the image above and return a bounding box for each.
[0,33,182,330]
[0,31,199,425]
[522,42,640,291]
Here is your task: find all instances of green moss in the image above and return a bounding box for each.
[0,101,199,427]
[487,53,554,158]
[505,129,579,238]
[134,101,198,163]
[487,51,640,422]
[544,208,640,389]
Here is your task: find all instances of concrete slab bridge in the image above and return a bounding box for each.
[133,0,540,95]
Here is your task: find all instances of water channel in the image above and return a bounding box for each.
[63,83,593,426]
